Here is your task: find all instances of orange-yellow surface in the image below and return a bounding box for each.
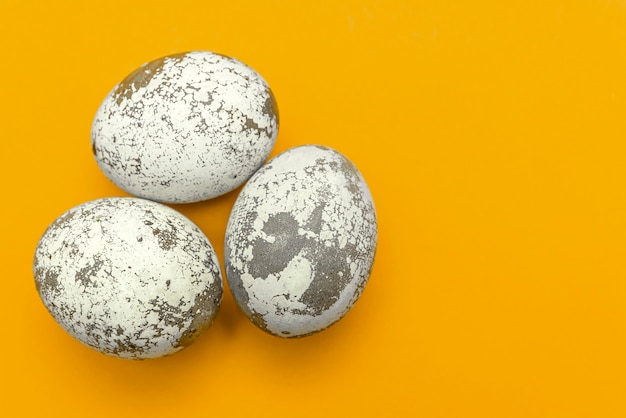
[2,1,626,416]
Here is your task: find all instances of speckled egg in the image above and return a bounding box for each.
[91,51,279,203]
[33,197,223,359]
[224,145,377,337]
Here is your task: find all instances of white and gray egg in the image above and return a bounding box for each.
[33,197,223,359]
[224,145,377,338]
[91,51,279,203]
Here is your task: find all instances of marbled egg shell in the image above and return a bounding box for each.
[224,145,377,337]
[91,51,279,203]
[33,197,223,359]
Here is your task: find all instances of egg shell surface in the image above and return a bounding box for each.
[33,197,223,359]
[91,51,279,203]
[224,145,378,337]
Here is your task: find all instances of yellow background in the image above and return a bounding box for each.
[1,0,625,416]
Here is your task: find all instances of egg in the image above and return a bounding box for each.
[33,197,223,359]
[224,145,377,337]
[91,51,279,203]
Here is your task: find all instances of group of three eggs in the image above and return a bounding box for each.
[33,51,378,359]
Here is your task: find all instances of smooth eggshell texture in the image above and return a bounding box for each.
[91,51,279,203]
[224,145,377,337]
[33,197,223,359]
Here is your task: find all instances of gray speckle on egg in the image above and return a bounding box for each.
[33,197,223,359]
[91,51,279,203]
[224,145,377,337]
